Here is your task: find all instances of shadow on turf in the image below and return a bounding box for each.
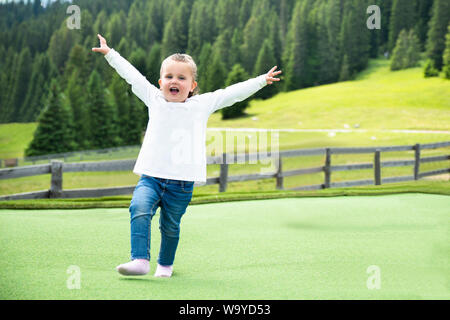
[118,277,155,282]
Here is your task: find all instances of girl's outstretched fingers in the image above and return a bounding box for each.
[92,34,110,55]
[266,66,282,85]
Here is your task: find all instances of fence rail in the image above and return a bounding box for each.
[0,141,449,200]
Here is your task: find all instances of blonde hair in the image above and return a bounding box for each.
[160,53,199,97]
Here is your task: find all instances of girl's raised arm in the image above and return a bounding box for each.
[202,66,282,114]
[92,34,158,107]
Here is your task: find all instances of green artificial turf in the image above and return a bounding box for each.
[0,193,449,299]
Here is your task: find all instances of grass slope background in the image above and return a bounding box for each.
[0,193,449,299]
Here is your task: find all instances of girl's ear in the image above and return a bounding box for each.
[158,79,162,87]
[191,80,197,91]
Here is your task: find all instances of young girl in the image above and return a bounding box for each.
[92,34,281,278]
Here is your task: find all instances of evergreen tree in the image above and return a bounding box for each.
[32,0,42,16]
[9,47,32,122]
[221,64,250,119]
[21,52,55,122]
[115,37,130,58]
[279,0,295,47]
[339,0,371,76]
[415,0,434,50]
[405,29,421,68]
[388,0,416,52]
[443,24,450,79]
[317,0,341,84]
[423,59,439,77]
[212,29,233,70]
[303,1,320,87]
[390,29,409,70]
[339,54,352,81]
[267,10,282,70]
[106,11,127,49]
[425,0,450,70]
[80,9,94,40]
[391,29,422,70]
[197,42,212,94]
[146,0,165,43]
[161,0,190,58]
[283,0,309,90]
[126,2,146,49]
[109,74,129,146]
[1,49,19,123]
[229,29,243,68]
[93,10,109,37]
[253,39,278,100]
[146,42,162,86]
[25,80,76,156]
[129,47,148,76]
[66,70,89,149]
[187,0,210,59]
[0,45,5,122]
[47,24,79,73]
[215,0,240,34]
[63,44,91,91]
[378,0,393,53]
[129,95,146,145]
[239,0,254,30]
[87,70,115,149]
[205,49,227,93]
[240,0,272,74]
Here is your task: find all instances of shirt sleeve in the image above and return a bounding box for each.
[200,75,267,115]
[104,49,159,107]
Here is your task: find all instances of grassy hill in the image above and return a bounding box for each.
[208,58,450,131]
[0,123,37,159]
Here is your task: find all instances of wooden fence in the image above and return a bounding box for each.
[0,141,449,200]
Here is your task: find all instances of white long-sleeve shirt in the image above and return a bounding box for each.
[105,49,267,183]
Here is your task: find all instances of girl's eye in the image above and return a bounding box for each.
[166,75,172,79]
[179,77,185,80]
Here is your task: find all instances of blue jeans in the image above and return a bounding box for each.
[129,175,194,266]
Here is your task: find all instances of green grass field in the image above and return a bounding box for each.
[0,193,449,299]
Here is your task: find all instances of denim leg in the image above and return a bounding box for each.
[157,182,194,266]
[129,177,161,260]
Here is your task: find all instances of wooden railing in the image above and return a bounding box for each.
[0,141,448,200]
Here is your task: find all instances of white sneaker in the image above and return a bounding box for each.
[154,264,173,278]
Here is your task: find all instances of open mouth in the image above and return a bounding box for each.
[170,87,179,94]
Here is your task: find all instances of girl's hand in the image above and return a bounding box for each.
[266,66,282,85]
[92,34,111,55]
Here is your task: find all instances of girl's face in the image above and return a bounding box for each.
[158,60,197,103]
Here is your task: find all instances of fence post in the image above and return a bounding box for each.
[414,143,421,180]
[374,149,381,185]
[276,156,284,190]
[219,153,228,193]
[49,160,63,198]
[324,148,331,188]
